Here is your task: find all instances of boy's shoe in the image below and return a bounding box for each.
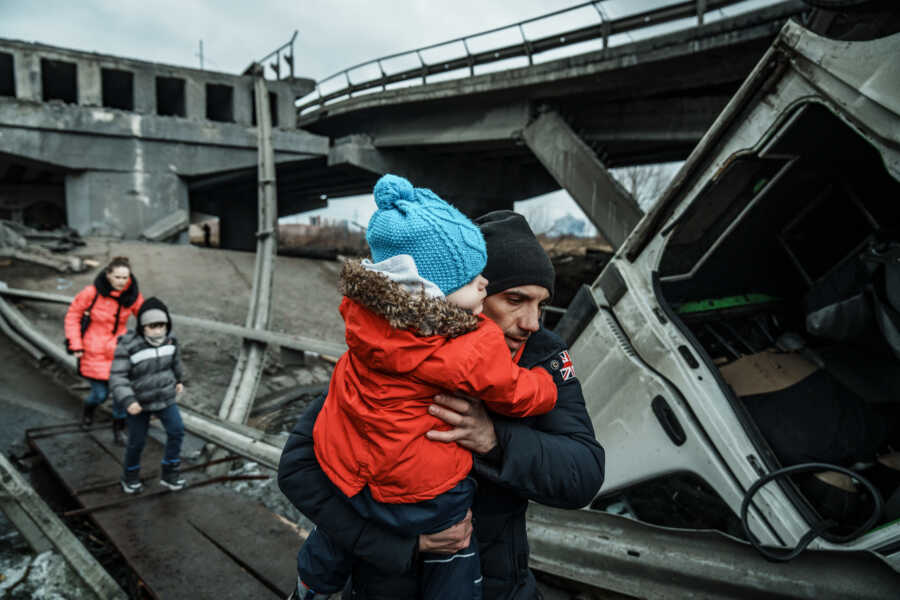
[121,470,143,494]
[160,465,186,491]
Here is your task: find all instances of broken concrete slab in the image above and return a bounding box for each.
[139,208,189,242]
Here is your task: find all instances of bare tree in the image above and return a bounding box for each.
[611,163,680,212]
[517,201,555,235]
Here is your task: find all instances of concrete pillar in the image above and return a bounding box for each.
[65,170,188,239]
[234,78,253,126]
[14,49,40,102]
[523,110,642,250]
[78,60,101,107]
[185,77,204,120]
[133,68,155,115]
[276,90,293,130]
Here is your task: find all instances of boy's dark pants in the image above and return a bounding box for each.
[297,477,481,600]
[124,404,185,472]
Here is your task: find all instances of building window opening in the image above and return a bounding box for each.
[251,91,279,127]
[156,76,186,117]
[206,83,234,122]
[101,68,134,110]
[41,58,77,103]
[0,52,14,97]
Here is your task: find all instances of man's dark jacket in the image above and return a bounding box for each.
[278,327,605,600]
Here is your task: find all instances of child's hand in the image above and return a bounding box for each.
[73,351,83,358]
[127,402,142,415]
[175,383,184,394]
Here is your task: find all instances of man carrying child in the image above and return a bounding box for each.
[280,175,605,600]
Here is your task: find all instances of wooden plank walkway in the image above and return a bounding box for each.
[27,422,301,599]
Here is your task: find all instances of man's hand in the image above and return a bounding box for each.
[418,509,472,554]
[426,394,497,455]
[127,402,142,415]
[73,350,83,358]
[175,383,184,394]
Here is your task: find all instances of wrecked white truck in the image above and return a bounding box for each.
[545,17,900,600]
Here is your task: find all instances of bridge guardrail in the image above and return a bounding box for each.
[297,0,779,117]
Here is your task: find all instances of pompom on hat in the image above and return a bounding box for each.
[366,174,486,296]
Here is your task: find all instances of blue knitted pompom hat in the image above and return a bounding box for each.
[366,174,487,296]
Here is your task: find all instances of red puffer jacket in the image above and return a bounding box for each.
[64,272,143,381]
[314,281,557,504]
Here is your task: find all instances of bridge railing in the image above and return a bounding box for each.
[297,0,777,117]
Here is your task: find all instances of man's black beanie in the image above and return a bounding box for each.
[475,210,555,300]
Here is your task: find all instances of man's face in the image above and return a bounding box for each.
[481,285,550,355]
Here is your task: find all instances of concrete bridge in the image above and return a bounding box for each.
[293,0,810,247]
[0,38,327,248]
[1,0,813,250]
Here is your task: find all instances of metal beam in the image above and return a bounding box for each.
[0,310,44,361]
[0,495,53,554]
[219,68,279,426]
[0,292,76,369]
[0,286,347,358]
[0,453,128,599]
[522,109,642,249]
[527,503,900,599]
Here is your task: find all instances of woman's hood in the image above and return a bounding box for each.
[93,271,140,307]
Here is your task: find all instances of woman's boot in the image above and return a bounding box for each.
[112,418,127,446]
[81,403,96,428]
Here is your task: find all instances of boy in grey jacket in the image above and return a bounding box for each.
[109,296,187,494]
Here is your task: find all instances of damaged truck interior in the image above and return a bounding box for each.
[659,103,900,534]
[570,20,900,580]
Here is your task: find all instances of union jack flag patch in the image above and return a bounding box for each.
[558,350,575,381]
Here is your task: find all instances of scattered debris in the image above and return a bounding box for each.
[0,221,86,253]
[0,221,88,273]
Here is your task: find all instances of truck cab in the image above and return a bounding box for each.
[568,20,900,570]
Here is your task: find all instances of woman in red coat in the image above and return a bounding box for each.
[64,256,143,443]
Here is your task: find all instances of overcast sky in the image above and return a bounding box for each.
[1,0,729,231]
[0,0,624,78]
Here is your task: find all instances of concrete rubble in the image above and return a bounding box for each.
[0,535,96,600]
[0,222,88,273]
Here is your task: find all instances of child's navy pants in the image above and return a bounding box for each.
[123,404,184,471]
[297,477,481,600]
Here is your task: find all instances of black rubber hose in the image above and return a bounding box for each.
[740,462,884,562]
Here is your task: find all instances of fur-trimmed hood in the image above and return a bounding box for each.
[339,259,479,338]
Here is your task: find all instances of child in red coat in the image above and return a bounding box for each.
[291,174,557,600]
